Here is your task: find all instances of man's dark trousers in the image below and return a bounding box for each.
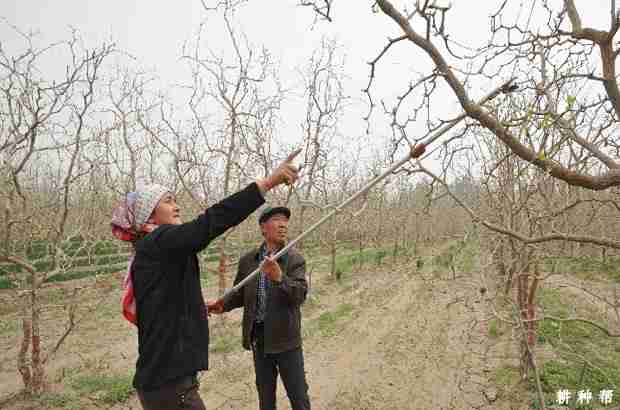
[252,324,311,410]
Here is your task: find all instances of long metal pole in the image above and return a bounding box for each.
[220,78,515,299]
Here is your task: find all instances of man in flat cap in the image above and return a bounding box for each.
[209,205,311,410]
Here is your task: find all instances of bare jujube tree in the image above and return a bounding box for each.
[0,25,115,394]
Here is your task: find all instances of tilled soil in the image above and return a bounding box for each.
[1,254,526,410]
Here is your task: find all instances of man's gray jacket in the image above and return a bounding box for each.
[223,246,307,353]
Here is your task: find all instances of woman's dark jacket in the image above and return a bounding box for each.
[131,183,264,390]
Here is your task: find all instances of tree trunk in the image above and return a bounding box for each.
[217,238,228,297]
[517,272,538,381]
[17,297,32,394]
[330,216,338,277]
[18,272,46,394]
[358,229,364,271]
[31,285,44,393]
[297,205,308,250]
[517,274,530,379]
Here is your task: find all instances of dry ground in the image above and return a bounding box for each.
[0,245,530,410]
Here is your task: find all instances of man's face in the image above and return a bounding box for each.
[260,214,289,246]
[150,192,182,225]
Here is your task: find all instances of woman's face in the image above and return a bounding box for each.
[149,192,182,225]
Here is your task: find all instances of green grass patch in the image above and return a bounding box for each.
[316,303,354,336]
[433,247,456,269]
[18,238,123,260]
[1,253,129,277]
[538,288,570,319]
[535,321,620,393]
[210,332,239,354]
[301,293,323,313]
[335,253,366,274]
[332,247,397,278]
[534,287,620,403]
[432,238,478,274]
[537,359,610,393]
[496,365,521,386]
[0,317,18,335]
[458,241,478,272]
[543,256,620,282]
[44,263,126,283]
[37,392,78,409]
[1,240,413,289]
[35,391,81,409]
[70,372,134,403]
[488,319,501,338]
[494,366,538,408]
[0,276,17,289]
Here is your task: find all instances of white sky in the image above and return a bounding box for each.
[2,1,614,173]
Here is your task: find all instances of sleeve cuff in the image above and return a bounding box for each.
[250,181,267,203]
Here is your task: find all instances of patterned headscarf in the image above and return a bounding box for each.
[133,184,169,231]
[111,184,169,242]
[110,184,169,325]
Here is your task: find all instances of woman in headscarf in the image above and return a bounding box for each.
[110,150,300,410]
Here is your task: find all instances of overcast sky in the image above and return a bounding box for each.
[2,1,614,170]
